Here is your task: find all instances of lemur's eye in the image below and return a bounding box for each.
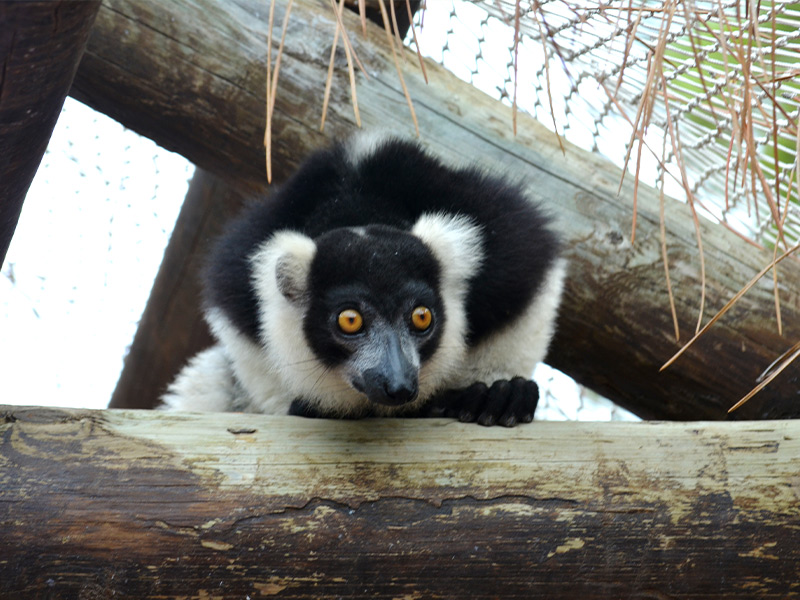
[411,306,433,331]
[337,309,363,334]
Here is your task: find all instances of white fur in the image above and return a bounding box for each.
[413,214,566,394]
[247,231,369,415]
[458,258,567,386]
[160,345,237,412]
[411,212,485,397]
[344,130,392,168]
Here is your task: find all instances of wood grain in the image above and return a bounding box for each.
[69,0,800,419]
[1,406,799,598]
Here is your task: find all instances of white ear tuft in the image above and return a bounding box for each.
[412,213,484,289]
[344,130,394,167]
[251,231,316,304]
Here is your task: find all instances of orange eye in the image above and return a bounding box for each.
[337,309,363,334]
[411,306,433,331]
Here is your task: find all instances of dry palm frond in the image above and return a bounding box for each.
[479,0,799,407]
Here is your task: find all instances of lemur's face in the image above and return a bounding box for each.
[304,226,445,407]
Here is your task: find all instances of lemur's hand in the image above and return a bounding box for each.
[424,377,539,427]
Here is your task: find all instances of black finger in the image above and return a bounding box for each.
[500,377,538,426]
[458,382,488,422]
[477,379,513,426]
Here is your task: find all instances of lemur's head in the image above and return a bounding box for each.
[302,225,443,406]
[254,214,483,413]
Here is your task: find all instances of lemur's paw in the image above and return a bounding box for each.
[426,377,539,427]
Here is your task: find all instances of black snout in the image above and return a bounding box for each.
[362,368,418,406]
[359,331,419,407]
[383,374,419,405]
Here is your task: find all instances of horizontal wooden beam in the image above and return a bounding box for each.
[69,0,800,419]
[1,406,798,598]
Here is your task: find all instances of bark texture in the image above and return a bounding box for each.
[1,406,799,599]
[69,0,800,419]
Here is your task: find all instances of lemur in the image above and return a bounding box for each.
[161,134,566,426]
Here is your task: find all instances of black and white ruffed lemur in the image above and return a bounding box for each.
[161,134,566,426]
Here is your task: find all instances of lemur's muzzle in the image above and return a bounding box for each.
[354,329,419,407]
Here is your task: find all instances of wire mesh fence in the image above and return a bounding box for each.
[412,0,799,249]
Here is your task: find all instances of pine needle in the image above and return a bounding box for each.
[358,0,367,35]
[406,0,428,84]
[264,0,277,183]
[376,0,419,136]
[329,0,370,77]
[322,0,362,131]
[321,0,343,131]
[660,72,706,335]
[658,132,680,342]
[530,2,565,153]
[511,0,520,136]
[264,0,294,184]
[729,340,800,413]
[389,0,405,60]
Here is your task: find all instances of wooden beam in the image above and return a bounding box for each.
[70,0,800,419]
[109,169,247,409]
[1,406,798,598]
[0,1,101,267]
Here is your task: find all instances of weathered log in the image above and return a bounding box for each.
[109,170,247,409]
[0,1,100,267]
[1,406,798,598]
[70,0,800,419]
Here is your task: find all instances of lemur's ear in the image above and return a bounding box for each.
[251,231,317,304]
[412,213,484,291]
[274,232,317,303]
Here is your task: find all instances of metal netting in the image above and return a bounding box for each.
[411,0,800,249]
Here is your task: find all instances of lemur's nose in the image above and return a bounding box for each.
[383,379,419,405]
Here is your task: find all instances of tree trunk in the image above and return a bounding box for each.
[109,169,247,409]
[0,1,101,268]
[70,0,800,419]
[1,406,798,599]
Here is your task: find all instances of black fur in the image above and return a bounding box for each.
[204,138,560,347]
